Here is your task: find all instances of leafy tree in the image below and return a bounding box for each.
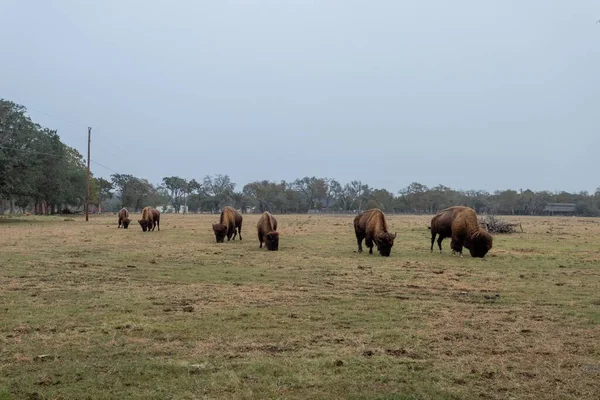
[399,182,430,213]
[202,174,235,211]
[292,177,328,212]
[345,180,370,212]
[161,176,188,213]
[111,174,157,211]
[324,178,342,210]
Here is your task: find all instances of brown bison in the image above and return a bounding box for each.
[118,208,131,229]
[428,207,464,252]
[138,207,160,232]
[430,206,492,258]
[212,206,243,243]
[354,208,397,257]
[256,212,279,251]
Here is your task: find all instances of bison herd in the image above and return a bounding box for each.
[116,205,493,257]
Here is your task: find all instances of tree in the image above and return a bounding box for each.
[202,174,235,211]
[345,180,370,212]
[324,178,342,210]
[242,180,290,212]
[161,176,188,213]
[399,182,430,213]
[369,189,395,211]
[111,174,157,211]
[292,177,327,212]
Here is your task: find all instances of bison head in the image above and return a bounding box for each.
[122,218,131,229]
[374,232,397,257]
[138,219,149,232]
[466,230,493,258]
[212,223,228,243]
[265,231,279,251]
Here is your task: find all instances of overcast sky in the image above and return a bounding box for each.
[1,1,599,193]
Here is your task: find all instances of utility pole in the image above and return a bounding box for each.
[85,127,91,221]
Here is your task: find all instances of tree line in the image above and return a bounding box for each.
[2,99,600,216]
[102,175,600,217]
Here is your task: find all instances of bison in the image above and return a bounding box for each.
[212,206,243,243]
[430,206,492,258]
[118,208,131,229]
[428,207,465,252]
[256,211,279,251]
[138,207,160,232]
[354,208,397,257]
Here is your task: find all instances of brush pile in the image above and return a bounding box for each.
[479,215,522,234]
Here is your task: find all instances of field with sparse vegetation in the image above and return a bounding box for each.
[1,213,599,400]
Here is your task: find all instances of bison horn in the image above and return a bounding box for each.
[393,232,397,238]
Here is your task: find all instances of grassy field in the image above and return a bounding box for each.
[1,213,599,400]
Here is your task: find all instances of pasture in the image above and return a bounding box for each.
[1,213,599,399]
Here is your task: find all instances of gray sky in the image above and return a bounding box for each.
[2,0,599,193]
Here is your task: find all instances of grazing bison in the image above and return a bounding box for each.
[449,207,492,258]
[150,208,160,231]
[428,207,465,252]
[138,207,160,232]
[429,206,492,258]
[256,212,279,251]
[212,206,243,243]
[118,208,131,229]
[354,208,397,257]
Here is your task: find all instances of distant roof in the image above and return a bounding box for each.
[543,203,576,212]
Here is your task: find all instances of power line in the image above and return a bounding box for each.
[90,159,120,174]
[23,106,89,128]
[3,103,127,177]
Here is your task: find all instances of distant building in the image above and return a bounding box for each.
[543,203,576,215]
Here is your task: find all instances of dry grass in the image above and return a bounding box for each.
[0,213,599,400]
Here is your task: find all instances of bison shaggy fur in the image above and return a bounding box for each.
[256,212,279,251]
[430,206,492,258]
[428,207,466,252]
[118,208,131,229]
[354,208,397,257]
[138,207,160,232]
[212,206,243,243]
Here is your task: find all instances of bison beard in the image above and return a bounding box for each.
[212,223,228,243]
[257,212,279,251]
[354,209,397,257]
[212,206,243,243]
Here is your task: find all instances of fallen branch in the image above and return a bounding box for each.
[479,215,522,234]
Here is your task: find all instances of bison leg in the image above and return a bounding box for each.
[258,233,263,248]
[356,232,365,253]
[437,236,444,253]
[156,219,160,231]
[450,238,463,256]
[430,232,436,252]
[365,236,374,255]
